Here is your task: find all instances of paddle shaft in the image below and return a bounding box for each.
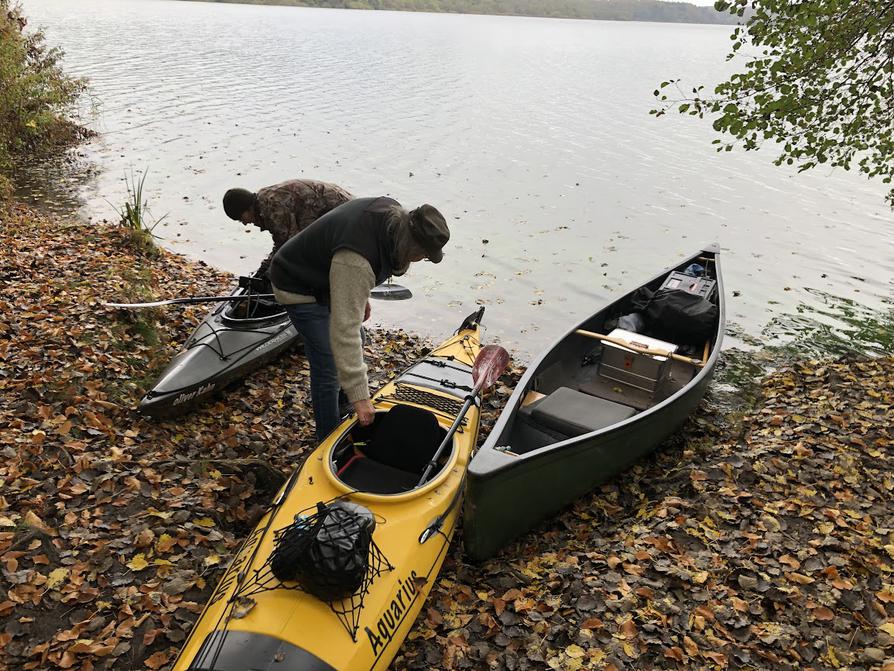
[416,375,486,487]
[105,294,275,309]
[108,281,405,308]
[575,329,705,367]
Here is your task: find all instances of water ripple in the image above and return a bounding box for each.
[18,0,894,358]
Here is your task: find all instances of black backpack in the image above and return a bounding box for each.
[271,501,375,602]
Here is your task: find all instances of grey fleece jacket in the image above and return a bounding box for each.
[272,249,375,403]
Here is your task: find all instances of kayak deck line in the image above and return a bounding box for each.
[183,311,293,363]
[200,496,397,646]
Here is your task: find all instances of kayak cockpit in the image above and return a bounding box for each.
[222,296,287,324]
[329,405,451,495]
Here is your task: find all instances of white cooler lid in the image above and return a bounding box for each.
[604,328,678,360]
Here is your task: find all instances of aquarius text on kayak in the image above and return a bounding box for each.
[365,569,420,656]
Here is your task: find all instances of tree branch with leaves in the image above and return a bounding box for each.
[652,0,894,207]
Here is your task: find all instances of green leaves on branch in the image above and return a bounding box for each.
[652,0,894,207]
[0,1,89,195]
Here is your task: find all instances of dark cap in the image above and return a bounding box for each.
[408,204,450,263]
[223,188,255,220]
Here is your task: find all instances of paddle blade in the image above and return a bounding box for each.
[370,282,412,301]
[472,345,510,390]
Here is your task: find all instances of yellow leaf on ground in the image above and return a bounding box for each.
[156,533,177,553]
[45,567,69,590]
[195,517,216,528]
[203,554,222,567]
[146,509,172,520]
[127,554,149,571]
[880,622,894,636]
[565,644,585,658]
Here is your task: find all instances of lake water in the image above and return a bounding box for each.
[18,0,894,359]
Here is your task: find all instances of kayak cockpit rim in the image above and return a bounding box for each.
[486,245,724,458]
[321,404,463,501]
[220,294,289,327]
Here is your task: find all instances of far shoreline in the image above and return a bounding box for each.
[174,0,740,27]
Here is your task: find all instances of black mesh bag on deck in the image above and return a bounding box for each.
[642,288,718,344]
[271,501,376,602]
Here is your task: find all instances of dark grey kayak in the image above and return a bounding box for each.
[139,288,300,417]
[463,245,725,561]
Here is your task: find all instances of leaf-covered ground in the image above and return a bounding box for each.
[2,204,893,671]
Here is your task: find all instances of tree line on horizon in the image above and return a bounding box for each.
[191,0,739,25]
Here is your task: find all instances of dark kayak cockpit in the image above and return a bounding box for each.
[330,405,450,495]
[222,297,286,324]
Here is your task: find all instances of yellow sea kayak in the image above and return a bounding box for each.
[173,309,495,671]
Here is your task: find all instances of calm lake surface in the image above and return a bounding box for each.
[19,0,894,359]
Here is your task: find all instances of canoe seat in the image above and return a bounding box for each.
[530,386,636,436]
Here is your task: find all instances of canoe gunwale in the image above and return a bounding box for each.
[471,353,720,474]
[479,244,725,466]
[463,245,726,560]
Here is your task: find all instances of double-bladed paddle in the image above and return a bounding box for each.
[103,293,276,309]
[103,282,413,309]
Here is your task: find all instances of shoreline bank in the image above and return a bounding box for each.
[175,0,739,26]
[2,203,892,671]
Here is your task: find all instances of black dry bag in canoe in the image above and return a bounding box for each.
[271,500,376,602]
[643,288,718,344]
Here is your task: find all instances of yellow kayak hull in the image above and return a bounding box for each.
[173,320,482,671]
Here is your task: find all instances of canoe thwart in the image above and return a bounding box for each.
[574,329,705,367]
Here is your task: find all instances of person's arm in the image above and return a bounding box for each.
[254,251,273,280]
[329,250,376,424]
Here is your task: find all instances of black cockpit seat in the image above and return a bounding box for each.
[337,405,444,495]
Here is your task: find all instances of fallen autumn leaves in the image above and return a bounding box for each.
[2,204,893,671]
[395,364,894,669]
[0,203,475,670]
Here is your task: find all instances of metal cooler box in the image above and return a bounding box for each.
[598,328,678,396]
[659,271,717,301]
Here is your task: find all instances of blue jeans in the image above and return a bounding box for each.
[284,303,341,441]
